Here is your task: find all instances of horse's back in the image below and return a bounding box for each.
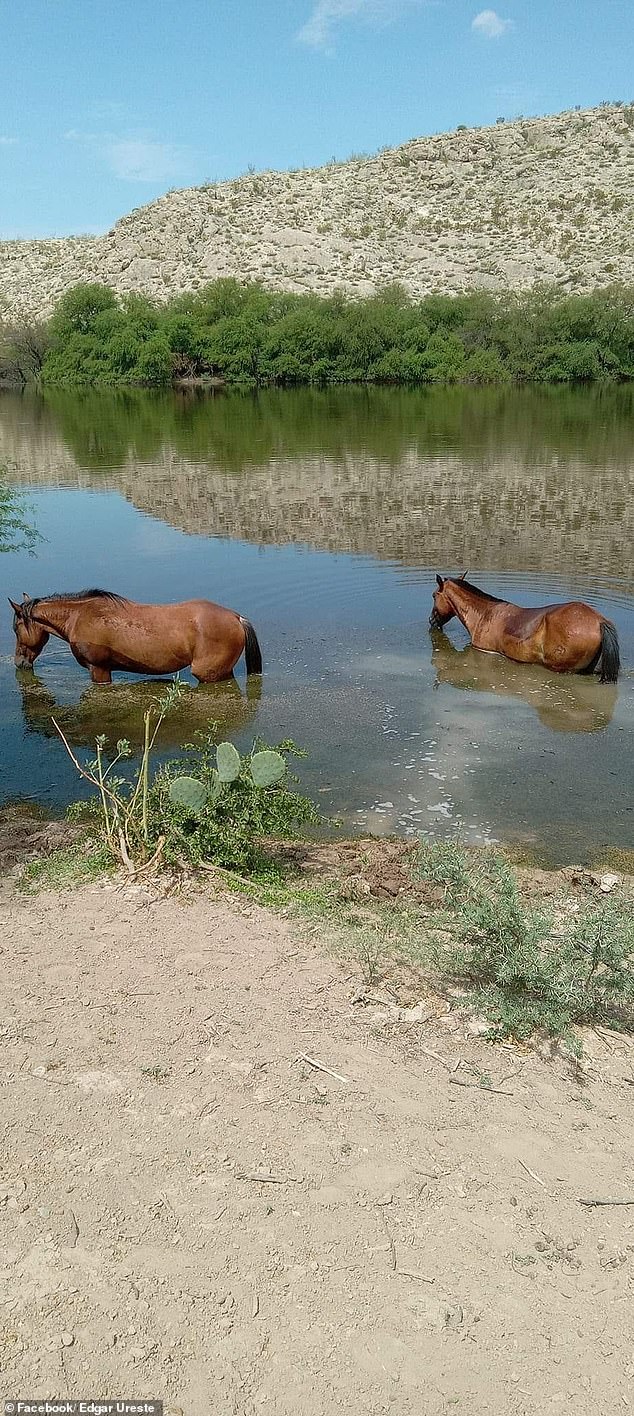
[506,599,603,635]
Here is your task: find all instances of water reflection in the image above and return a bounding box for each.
[17,671,262,751]
[430,632,618,733]
[2,385,634,580]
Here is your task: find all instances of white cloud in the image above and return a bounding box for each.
[471,9,512,38]
[105,138,192,183]
[65,129,195,184]
[298,0,423,49]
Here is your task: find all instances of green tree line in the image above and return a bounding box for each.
[2,278,634,389]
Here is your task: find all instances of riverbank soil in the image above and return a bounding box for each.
[1,872,634,1416]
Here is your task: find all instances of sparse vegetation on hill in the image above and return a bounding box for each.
[16,277,634,388]
[1,104,633,322]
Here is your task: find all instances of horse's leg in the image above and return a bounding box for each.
[191,660,235,685]
[88,664,112,685]
[191,629,245,684]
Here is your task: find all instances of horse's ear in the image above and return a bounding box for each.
[22,591,30,601]
[460,571,468,581]
[8,598,20,614]
[436,574,444,588]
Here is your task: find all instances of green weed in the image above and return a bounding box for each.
[20,839,114,891]
[417,843,634,1048]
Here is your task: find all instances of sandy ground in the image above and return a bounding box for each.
[1,875,634,1416]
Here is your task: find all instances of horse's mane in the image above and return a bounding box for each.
[448,577,503,604]
[32,588,124,607]
[25,589,125,619]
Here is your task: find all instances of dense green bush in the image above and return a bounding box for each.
[29,279,634,388]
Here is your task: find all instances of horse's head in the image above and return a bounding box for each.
[429,575,457,630]
[9,595,50,668]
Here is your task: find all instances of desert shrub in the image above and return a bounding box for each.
[152,734,318,873]
[418,843,634,1047]
[56,685,319,878]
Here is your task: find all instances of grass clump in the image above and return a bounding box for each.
[20,839,114,891]
[418,842,634,1048]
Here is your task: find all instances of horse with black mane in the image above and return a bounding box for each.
[10,589,263,685]
[430,574,619,683]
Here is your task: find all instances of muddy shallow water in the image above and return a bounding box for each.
[1,384,632,864]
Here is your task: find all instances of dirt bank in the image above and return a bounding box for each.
[1,870,634,1416]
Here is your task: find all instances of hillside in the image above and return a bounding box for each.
[1,104,634,321]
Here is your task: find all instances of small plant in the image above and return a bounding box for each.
[20,839,114,891]
[418,837,472,904]
[418,843,634,1048]
[357,926,384,986]
[156,735,316,875]
[53,680,184,873]
[54,683,319,879]
[141,1065,171,1083]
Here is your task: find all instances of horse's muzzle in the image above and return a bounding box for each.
[429,610,441,630]
[14,653,35,669]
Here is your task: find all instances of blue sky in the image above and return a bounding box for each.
[1,0,632,238]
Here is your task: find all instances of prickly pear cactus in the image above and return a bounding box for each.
[168,775,208,816]
[249,749,286,788]
[207,767,223,802]
[216,741,241,783]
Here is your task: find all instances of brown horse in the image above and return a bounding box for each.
[429,574,620,683]
[9,589,263,685]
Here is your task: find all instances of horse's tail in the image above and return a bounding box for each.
[598,620,620,684]
[240,617,263,676]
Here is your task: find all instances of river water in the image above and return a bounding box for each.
[1,384,632,863]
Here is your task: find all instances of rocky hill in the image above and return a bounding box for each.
[1,104,634,321]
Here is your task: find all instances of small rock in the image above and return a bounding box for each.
[396,1003,430,1024]
[444,1304,464,1330]
[466,1017,490,1037]
[60,1331,74,1347]
[599,873,619,893]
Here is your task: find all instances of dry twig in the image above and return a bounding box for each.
[237,1171,301,1185]
[517,1159,545,1187]
[297,1053,351,1084]
[449,1076,514,1096]
[578,1196,634,1208]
